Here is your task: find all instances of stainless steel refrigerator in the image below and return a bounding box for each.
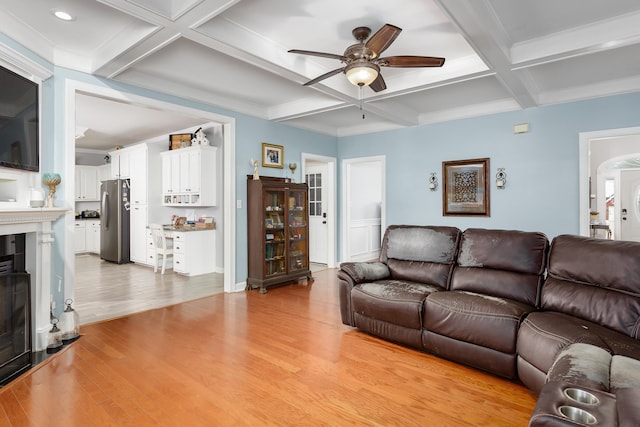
[100,179,131,264]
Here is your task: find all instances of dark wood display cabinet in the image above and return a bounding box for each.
[246,176,313,293]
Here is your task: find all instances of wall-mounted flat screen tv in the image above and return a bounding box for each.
[0,65,39,172]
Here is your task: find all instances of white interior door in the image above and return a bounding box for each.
[306,164,328,264]
[619,169,640,242]
[343,157,385,262]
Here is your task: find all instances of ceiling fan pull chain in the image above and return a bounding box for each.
[360,86,366,120]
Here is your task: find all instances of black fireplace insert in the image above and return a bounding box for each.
[0,234,31,385]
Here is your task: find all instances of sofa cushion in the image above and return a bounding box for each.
[424,290,535,354]
[517,311,640,378]
[457,228,548,275]
[546,343,611,391]
[452,228,548,306]
[542,276,640,339]
[610,355,640,391]
[352,280,443,330]
[544,235,640,339]
[380,225,461,288]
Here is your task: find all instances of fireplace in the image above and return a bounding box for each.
[0,234,31,384]
[0,207,67,378]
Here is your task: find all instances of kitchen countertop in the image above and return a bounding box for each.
[161,224,215,232]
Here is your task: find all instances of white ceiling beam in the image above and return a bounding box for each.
[94,0,241,77]
[114,67,267,118]
[435,0,537,109]
[94,29,183,78]
[511,11,640,68]
[268,98,348,121]
[538,74,640,106]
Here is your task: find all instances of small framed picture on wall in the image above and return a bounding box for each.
[262,143,284,168]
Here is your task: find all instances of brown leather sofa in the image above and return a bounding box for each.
[338,226,640,426]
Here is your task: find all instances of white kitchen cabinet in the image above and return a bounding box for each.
[129,147,147,204]
[75,220,101,254]
[171,229,216,276]
[110,149,131,178]
[85,220,101,254]
[160,146,217,206]
[74,221,87,253]
[130,204,148,264]
[98,164,110,192]
[75,165,99,201]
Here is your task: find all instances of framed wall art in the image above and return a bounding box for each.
[169,133,193,150]
[262,143,283,168]
[442,158,490,216]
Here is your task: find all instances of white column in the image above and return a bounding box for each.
[34,220,54,351]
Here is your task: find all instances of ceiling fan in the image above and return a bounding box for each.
[289,24,445,92]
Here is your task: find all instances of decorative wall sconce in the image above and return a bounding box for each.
[428,172,438,191]
[289,163,297,183]
[496,168,507,189]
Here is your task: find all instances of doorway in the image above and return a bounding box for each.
[64,80,238,313]
[342,156,385,262]
[580,127,640,238]
[301,153,337,268]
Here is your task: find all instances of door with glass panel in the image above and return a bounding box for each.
[306,164,328,264]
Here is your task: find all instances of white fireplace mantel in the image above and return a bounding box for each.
[0,207,68,351]
[0,208,67,226]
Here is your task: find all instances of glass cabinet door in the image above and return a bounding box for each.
[264,188,285,276]
[287,188,308,272]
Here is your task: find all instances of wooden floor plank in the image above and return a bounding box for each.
[0,268,536,426]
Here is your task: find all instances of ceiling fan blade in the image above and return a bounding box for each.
[369,74,387,92]
[379,55,445,67]
[288,49,346,61]
[303,67,345,86]
[365,24,402,58]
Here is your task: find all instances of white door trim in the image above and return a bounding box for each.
[341,155,386,263]
[64,79,237,296]
[579,126,640,237]
[301,152,337,268]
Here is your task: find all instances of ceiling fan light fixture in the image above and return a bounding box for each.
[345,62,379,87]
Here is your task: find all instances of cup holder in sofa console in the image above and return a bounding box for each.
[564,388,600,405]
[558,406,597,424]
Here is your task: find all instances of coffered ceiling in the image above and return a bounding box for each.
[2,0,640,150]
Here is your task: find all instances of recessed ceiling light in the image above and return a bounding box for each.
[52,9,75,21]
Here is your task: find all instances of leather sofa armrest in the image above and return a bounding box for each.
[337,262,390,327]
[339,262,390,284]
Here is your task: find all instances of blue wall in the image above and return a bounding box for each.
[339,92,640,241]
[5,33,640,293]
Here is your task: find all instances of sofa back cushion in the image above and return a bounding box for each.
[542,234,640,339]
[451,228,549,306]
[380,225,461,289]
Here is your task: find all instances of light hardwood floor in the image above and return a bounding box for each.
[74,254,224,325]
[1,268,536,426]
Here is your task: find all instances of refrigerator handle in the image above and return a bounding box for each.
[101,190,109,228]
